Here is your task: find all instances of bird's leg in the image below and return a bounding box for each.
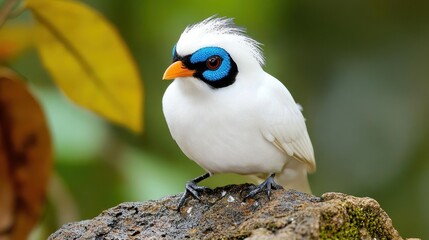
[177,172,211,212]
[243,173,283,201]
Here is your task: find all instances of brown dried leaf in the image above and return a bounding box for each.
[0,67,52,240]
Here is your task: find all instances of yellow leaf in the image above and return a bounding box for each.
[0,67,52,240]
[0,24,34,63]
[26,0,143,132]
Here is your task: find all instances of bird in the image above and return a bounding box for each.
[162,17,316,211]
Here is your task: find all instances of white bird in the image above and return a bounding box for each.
[162,17,316,211]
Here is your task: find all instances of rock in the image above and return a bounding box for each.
[49,184,402,239]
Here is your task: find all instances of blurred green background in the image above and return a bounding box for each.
[7,0,429,239]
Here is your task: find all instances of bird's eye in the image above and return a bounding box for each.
[206,56,222,70]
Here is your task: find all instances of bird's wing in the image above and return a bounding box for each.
[258,74,316,173]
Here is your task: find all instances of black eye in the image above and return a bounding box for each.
[206,56,222,70]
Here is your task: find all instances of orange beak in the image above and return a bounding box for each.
[162,61,196,80]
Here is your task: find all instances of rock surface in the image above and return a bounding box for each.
[49,184,402,239]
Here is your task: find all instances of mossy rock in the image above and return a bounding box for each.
[49,184,402,239]
[319,192,400,239]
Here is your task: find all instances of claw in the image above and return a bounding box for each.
[185,181,203,200]
[243,173,283,201]
[177,173,211,212]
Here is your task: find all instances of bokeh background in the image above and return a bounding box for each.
[7,0,429,238]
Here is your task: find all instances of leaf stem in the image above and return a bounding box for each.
[0,0,19,29]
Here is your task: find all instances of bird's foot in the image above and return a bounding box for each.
[177,173,211,212]
[243,173,283,201]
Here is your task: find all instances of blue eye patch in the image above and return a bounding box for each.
[171,44,177,60]
[190,47,231,81]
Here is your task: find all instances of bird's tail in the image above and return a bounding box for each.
[275,160,312,194]
[251,159,312,194]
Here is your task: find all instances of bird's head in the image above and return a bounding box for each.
[162,17,265,89]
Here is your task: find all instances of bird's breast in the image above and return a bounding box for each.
[162,80,286,174]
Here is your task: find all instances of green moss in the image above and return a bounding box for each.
[319,204,390,239]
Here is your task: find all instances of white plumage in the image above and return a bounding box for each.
[162,17,315,197]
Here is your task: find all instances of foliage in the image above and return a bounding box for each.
[0,0,142,238]
[0,67,51,239]
[27,0,143,132]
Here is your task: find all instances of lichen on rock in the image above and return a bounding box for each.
[319,192,400,239]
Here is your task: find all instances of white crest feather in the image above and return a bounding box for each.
[181,16,265,66]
